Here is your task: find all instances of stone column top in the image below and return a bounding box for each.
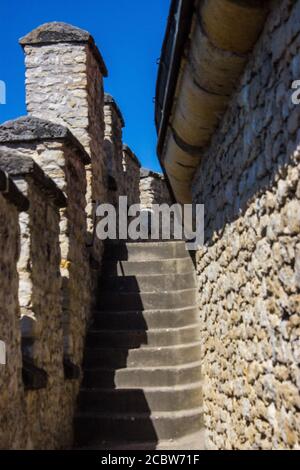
[19,22,108,77]
[0,150,67,209]
[0,116,91,165]
[0,167,29,212]
[140,168,165,180]
[104,94,125,128]
[123,144,141,168]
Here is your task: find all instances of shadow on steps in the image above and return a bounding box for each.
[74,244,159,449]
[73,241,202,450]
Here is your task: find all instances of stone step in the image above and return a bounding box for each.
[84,342,202,368]
[82,361,202,389]
[104,241,188,261]
[92,306,199,330]
[78,429,206,450]
[86,324,200,348]
[74,407,204,446]
[78,382,203,413]
[104,257,194,276]
[98,272,196,293]
[97,289,197,311]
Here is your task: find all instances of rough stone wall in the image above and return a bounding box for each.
[192,0,300,450]
[59,144,91,365]
[0,137,91,449]
[140,170,172,209]
[14,179,61,349]
[0,193,26,449]
[1,141,90,366]
[23,40,106,263]
[104,96,125,203]
[13,179,66,449]
[123,145,141,206]
[0,21,156,450]
[85,46,107,251]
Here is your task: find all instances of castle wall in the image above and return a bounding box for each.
[104,94,125,204]
[140,169,172,209]
[0,21,177,451]
[0,180,27,449]
[0,137,91,364]
[22,27,107,266]
[5,160,68,449]
[123,145,141,207]
[0,117,93,449]
[192,0,300,450]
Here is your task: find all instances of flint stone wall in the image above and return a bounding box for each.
[192,0,300,450]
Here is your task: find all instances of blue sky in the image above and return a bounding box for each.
[0,0,171,172]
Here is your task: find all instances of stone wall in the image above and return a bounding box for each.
[0,151,70,449]
[122,144,141,207]
[0,117,91,366]
[140,169,172,209]
[20,22,108,265]
[0,19,176,450]
[0,118,93,449]
[192,0,300,450]
[104,94,125,204]
[0,171,28,449]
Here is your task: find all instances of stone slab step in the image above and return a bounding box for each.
[86,324,200,348]
[92,306,199,330]
[104,241,188,261]
[98,272,196,293]
[84,342,202,368]
[74,407,204,446]
[78,382,203,413]
[104,257,194,276]
[77,429,206,450]
[97,289,197,311]
[82,361,202,388]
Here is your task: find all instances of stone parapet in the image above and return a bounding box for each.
[0,148,68,447]
[20,22,107,264]
[0,168,29,212]
[19,21,108,77]
[0,188,26,449]
[104,94,125,203]
[140,168,172,209]
[122,144,141,206]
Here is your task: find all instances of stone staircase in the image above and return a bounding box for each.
[74,241,204,450]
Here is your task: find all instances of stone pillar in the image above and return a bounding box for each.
[122,144,141,206]
[0,150,70,448]
[0,117,91,373]
[0,166,28,449]
[104,93,125,203]
[19,22,108,265]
